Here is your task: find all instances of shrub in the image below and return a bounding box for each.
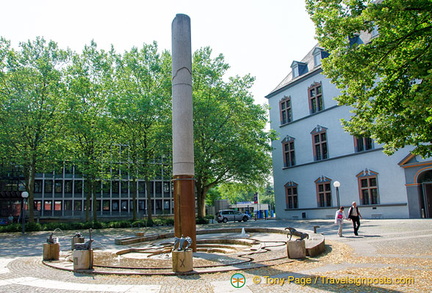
[196,217,208,224]
[25,222,43,232]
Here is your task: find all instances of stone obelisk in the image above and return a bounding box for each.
[172,14,196,251]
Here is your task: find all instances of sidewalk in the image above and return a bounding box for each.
[0,219,431,292]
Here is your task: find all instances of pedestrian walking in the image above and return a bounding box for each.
[348,201,362,235]
[334,206,346,237]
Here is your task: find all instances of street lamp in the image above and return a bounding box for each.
[21,191,29,234]
[333,181,341,208]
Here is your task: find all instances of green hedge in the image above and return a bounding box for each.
[0,216,207,233]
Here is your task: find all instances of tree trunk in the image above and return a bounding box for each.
[92,180,98,222]
[131,177,138,221]
[196,185,208,218]
[145,178,153,225]
[24,161,36,223]
[85,179,91,222]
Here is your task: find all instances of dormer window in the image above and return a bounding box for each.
[293,66,299,78]
[313,48,322,67]
[291,61,308,79]
[371,24,379,38]
[314,53,321,67]
[312,47,329,67]
[349,33,363,47]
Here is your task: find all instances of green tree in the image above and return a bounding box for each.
[62,41,114,222]
[108,42,172,222]
[215,182,274,208]
[306,0,432,157]
[192,47,274,218]
[0,37,69,222]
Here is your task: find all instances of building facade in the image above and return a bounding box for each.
[266,45,432,219]
[0,162,174,221]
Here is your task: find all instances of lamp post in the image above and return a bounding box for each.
[333,181,341,208]
[21,191,29,234]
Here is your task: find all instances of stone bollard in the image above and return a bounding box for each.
[73,249,93,271]
[287,240,306,259]
[73,231,94,271]
[43,233,60,261]
[43,243,60,261]
[172,250,193,273]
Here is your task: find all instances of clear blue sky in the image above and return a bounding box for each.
[1,0,317,105]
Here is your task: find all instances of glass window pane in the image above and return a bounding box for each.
[74,181,82,193]
[45,181,53,193]
[74,201,82,211]
[371,189,378,204]
[54,201,62,211]
[64,200,72,210]
[326,193,332,206]
[321,133,326,141]
[103,200,110,211]
[121,200,128,211]
[362,190,369,205]
[319,194,324,207]
[322,143,328,159]
[44,200,52,210]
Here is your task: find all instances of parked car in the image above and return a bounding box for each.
[216,209,250,223]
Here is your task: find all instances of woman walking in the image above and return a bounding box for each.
[335,206,346,237]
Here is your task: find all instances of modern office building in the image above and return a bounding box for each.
[266,44,432,219]
[0,162,173,221]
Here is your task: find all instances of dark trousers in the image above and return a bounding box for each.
[351,216,360,235]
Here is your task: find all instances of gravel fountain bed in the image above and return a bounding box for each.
[42,227,324,275]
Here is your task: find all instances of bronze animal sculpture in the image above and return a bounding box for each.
[46,233,56,244]
[74,239,94,250]
[173,235,192,251]
[285,227,309,241]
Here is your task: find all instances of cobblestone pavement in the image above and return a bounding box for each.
[0,218,431,292]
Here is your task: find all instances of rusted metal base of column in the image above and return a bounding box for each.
[173,175,196,252]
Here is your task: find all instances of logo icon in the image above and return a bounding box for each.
[230,273,246,288]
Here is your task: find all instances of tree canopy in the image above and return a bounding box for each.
[306,0,432,157]
[0,37,69,221]
[193,47,274,217]
[0,37,273,221]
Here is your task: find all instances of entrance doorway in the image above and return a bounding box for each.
[418,170,432,218]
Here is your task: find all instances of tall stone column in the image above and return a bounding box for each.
[172,14,196,251]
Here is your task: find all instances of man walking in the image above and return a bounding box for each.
[348,201,362,235]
